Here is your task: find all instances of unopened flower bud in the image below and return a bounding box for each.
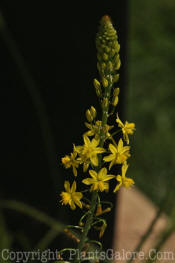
[102,77,108,88]
[115,59,121,70]
[107,61,113,72]
[90,106,97,119]
[103,53,108,61]
[102,98,109,109]
[86,109,93,122]
[113,74,119,83]
[113,87,120,97]
[93,78,101,89]
[112,95,119,107]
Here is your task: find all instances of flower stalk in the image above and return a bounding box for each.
[59,15,135,263]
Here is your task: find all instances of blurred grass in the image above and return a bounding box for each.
[127,0,175,206]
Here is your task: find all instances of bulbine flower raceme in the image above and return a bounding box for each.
[59,15,135,262]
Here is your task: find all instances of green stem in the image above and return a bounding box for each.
[76,191,98,253]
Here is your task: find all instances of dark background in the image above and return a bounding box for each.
[1,1,128,251]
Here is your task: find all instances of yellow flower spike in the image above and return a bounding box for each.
[60,181,83,210]
[86,109,93,122]
[113,162,134,192]
[61,147,79,177]
[82,167,115,192]
[103,139,130,169]
[90,106,97,119]
[116,113,136,144]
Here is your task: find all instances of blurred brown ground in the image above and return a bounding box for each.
[113,188,175,263]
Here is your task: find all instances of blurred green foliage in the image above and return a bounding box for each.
[127,0,175,205]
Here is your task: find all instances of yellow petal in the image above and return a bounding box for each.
[71,181,76,193]
[113,181,122,192]
[109,159,116,170]
[83,135,90,146]
[70,201,76,210]
[95,147,106,154]
[64,181,71,193]
[117,139,124,152]
[109,144,117,154]
[103,154,114,162]
[116,175,122,182]
[82,178,95,185]
[92,138,100,147]
[90,154,98,166]
[116,113,124,128]
[84,130,94,137]
[122,162,128,178]
[102,175,115,182]
[73,167,77,177]
[98,167,107,178]
[89,170,97,179]
[123,178,134,188]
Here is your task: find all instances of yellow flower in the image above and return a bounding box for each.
[113,162,134,192]
[82,167,115,192]
[75,135,105,171]
[84,121,113,139]
[60,181,83,210]
[61,146,79,176]
[116,113,135,144]
[103,139,130,169]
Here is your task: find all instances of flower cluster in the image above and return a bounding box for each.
[59,16,135,250]
[61,111,135,210]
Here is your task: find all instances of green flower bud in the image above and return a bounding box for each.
[102,98,109,109]
[103,53,108,61]
[115,59,121,70]
[95,85,102,98]
[90,106,97,119]
[102,78,108,88]
[93,78,101,90]
[86,109,93,122]
[113,74,120,83]
[112,95,119,107]
[107,61,113,72]
[113,87,120,97]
